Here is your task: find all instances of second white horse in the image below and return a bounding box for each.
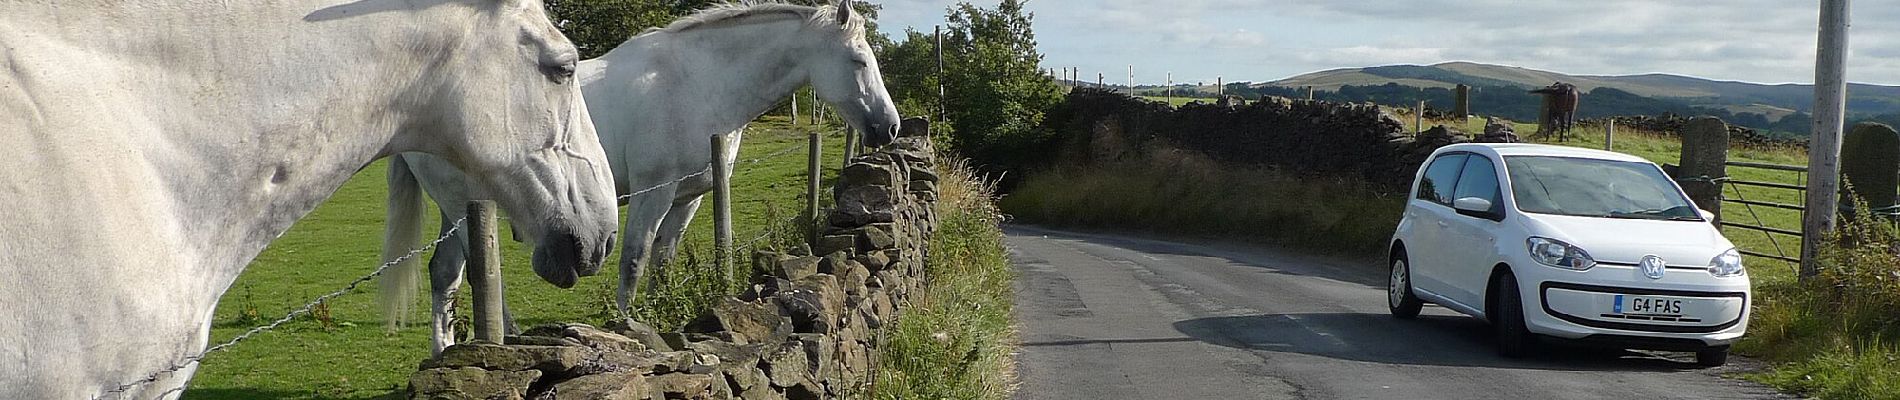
[382,0,901,354]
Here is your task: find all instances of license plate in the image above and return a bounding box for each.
[1613,294,1683,315]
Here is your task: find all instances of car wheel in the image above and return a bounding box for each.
[1493,272,1534,358]
[1696,347,1729,367]
[1388,256,1423,319]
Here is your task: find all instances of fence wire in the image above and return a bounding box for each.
[107,130,828,398]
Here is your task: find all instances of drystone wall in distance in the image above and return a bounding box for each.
[407,120,940,400]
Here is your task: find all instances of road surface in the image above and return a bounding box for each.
[1008,225,1788,400]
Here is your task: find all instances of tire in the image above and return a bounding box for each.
[1492,272,1534,358]
[1388,256,1423,319]
[1696,347,1729,367]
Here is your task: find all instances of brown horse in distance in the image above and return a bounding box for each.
[1530,82,1580,141]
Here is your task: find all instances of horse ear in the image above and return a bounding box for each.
[837,0,854,26]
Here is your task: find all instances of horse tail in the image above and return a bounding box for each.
[379,154,426,331]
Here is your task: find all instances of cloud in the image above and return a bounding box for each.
[873,0,1900,85]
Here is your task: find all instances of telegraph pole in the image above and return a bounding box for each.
[1802,0,1850,280]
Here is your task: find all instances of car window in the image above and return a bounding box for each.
[1417,153,1467,205]
[1452,155,1502,214]
[1505,156,1702,220]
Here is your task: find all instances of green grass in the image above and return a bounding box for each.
[1137,95,1218,108]
[874,159,1017,399]
[182,115,853,399]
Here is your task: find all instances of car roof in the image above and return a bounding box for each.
[1435,143,1653,164]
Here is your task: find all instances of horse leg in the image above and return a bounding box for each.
[427,215,469,356]
[650,195,706,284]
[617,187,675,314]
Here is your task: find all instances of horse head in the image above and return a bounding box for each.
[806,0,901,148]
[401,0,618,288]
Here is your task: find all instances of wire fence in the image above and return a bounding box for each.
[100,128,841,399]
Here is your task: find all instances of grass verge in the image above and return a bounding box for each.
[874,158,1017,399]
[1000,147,1404,256]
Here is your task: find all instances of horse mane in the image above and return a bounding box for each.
[642,1,865,37]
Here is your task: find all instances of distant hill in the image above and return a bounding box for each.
[1265,62,1900,118]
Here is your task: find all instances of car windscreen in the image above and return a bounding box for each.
[1503,156,1703,221]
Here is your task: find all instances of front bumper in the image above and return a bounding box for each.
[1516,262,1751,347]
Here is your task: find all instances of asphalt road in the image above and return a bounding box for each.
[1007,225,1789,400]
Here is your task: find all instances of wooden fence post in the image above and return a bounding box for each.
[842,128,858,168]
[1454,84,1471,122]
[1415,101,1424,134]
[791,95,798,125]
[807,130,823,244]
[710,134,734,283]
[1605,120,1615,151]
[465,200,504,344]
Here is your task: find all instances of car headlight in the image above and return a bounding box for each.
[1527,237,1596,271]
[1708,248,1745,277]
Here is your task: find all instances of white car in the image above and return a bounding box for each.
[1388,143,1749,366]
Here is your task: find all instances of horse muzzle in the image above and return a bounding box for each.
[530,227,614,289]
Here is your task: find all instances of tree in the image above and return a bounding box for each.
[911,0,1063,170]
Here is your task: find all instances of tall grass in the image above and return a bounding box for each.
[1001,147,1405,256]
[876,158,1017,399]
[1739,195,1900,399]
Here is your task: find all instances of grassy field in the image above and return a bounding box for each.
[181,115,854,399]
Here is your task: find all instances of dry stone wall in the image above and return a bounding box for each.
[407,120,940,400]
[1053,88,1469,187]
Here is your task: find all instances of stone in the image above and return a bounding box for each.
[647,372,725,400]
[812,234,856,256]
[853,252,890,271]
[503,335,579,347]
[739,386,789,400]
[724,362,769,392]
[839,162,899,187]
[775,256,821,281]
[841,262,871,297]
[560,324,649,354]
[423,343,594,377]
[762,341,810,387]
[1842,122,1900,210]
[854,224,896,251]
[542,371,648,400]
[605,319,673,353]
[784,380,824,400]
[818,251,849,275]
[830,186,895,227]
[791,333,836,379]
[686,340,768,370]
[408,367,540,400]
[897,116,930,138]
[1677,116,1730,214]
[778,274,845,334]
[687,298,790,345]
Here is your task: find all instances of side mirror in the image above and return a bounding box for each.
[1453,197,1502,221]
[1698,208,1715,221]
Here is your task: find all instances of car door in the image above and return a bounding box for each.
[1440,154,1506,309]
[1405,152,1467,299]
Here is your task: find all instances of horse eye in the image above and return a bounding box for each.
[851,59,869,67]
[543,62,576,83]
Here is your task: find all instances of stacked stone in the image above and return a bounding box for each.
[407,120,941,400]
[1586,115,1798,147]
[1473,117,1521,143]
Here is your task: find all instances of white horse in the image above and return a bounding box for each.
[0,0,620,398]
[380,0,901,354]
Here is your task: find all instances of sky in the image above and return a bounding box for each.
[871,1,1900,87]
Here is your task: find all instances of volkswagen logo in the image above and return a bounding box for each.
[1639,255,1667,279]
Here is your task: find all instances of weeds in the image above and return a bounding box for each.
[876,157,1017,399]
[1740,195,1900,399]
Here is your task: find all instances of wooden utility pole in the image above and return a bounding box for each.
[934,25,945,124]
[1166,72,1173,104]
[1802,0,1850,280]
[1216,76,1223,97]
[465,200,503,344]
[1127,65,1134,96]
